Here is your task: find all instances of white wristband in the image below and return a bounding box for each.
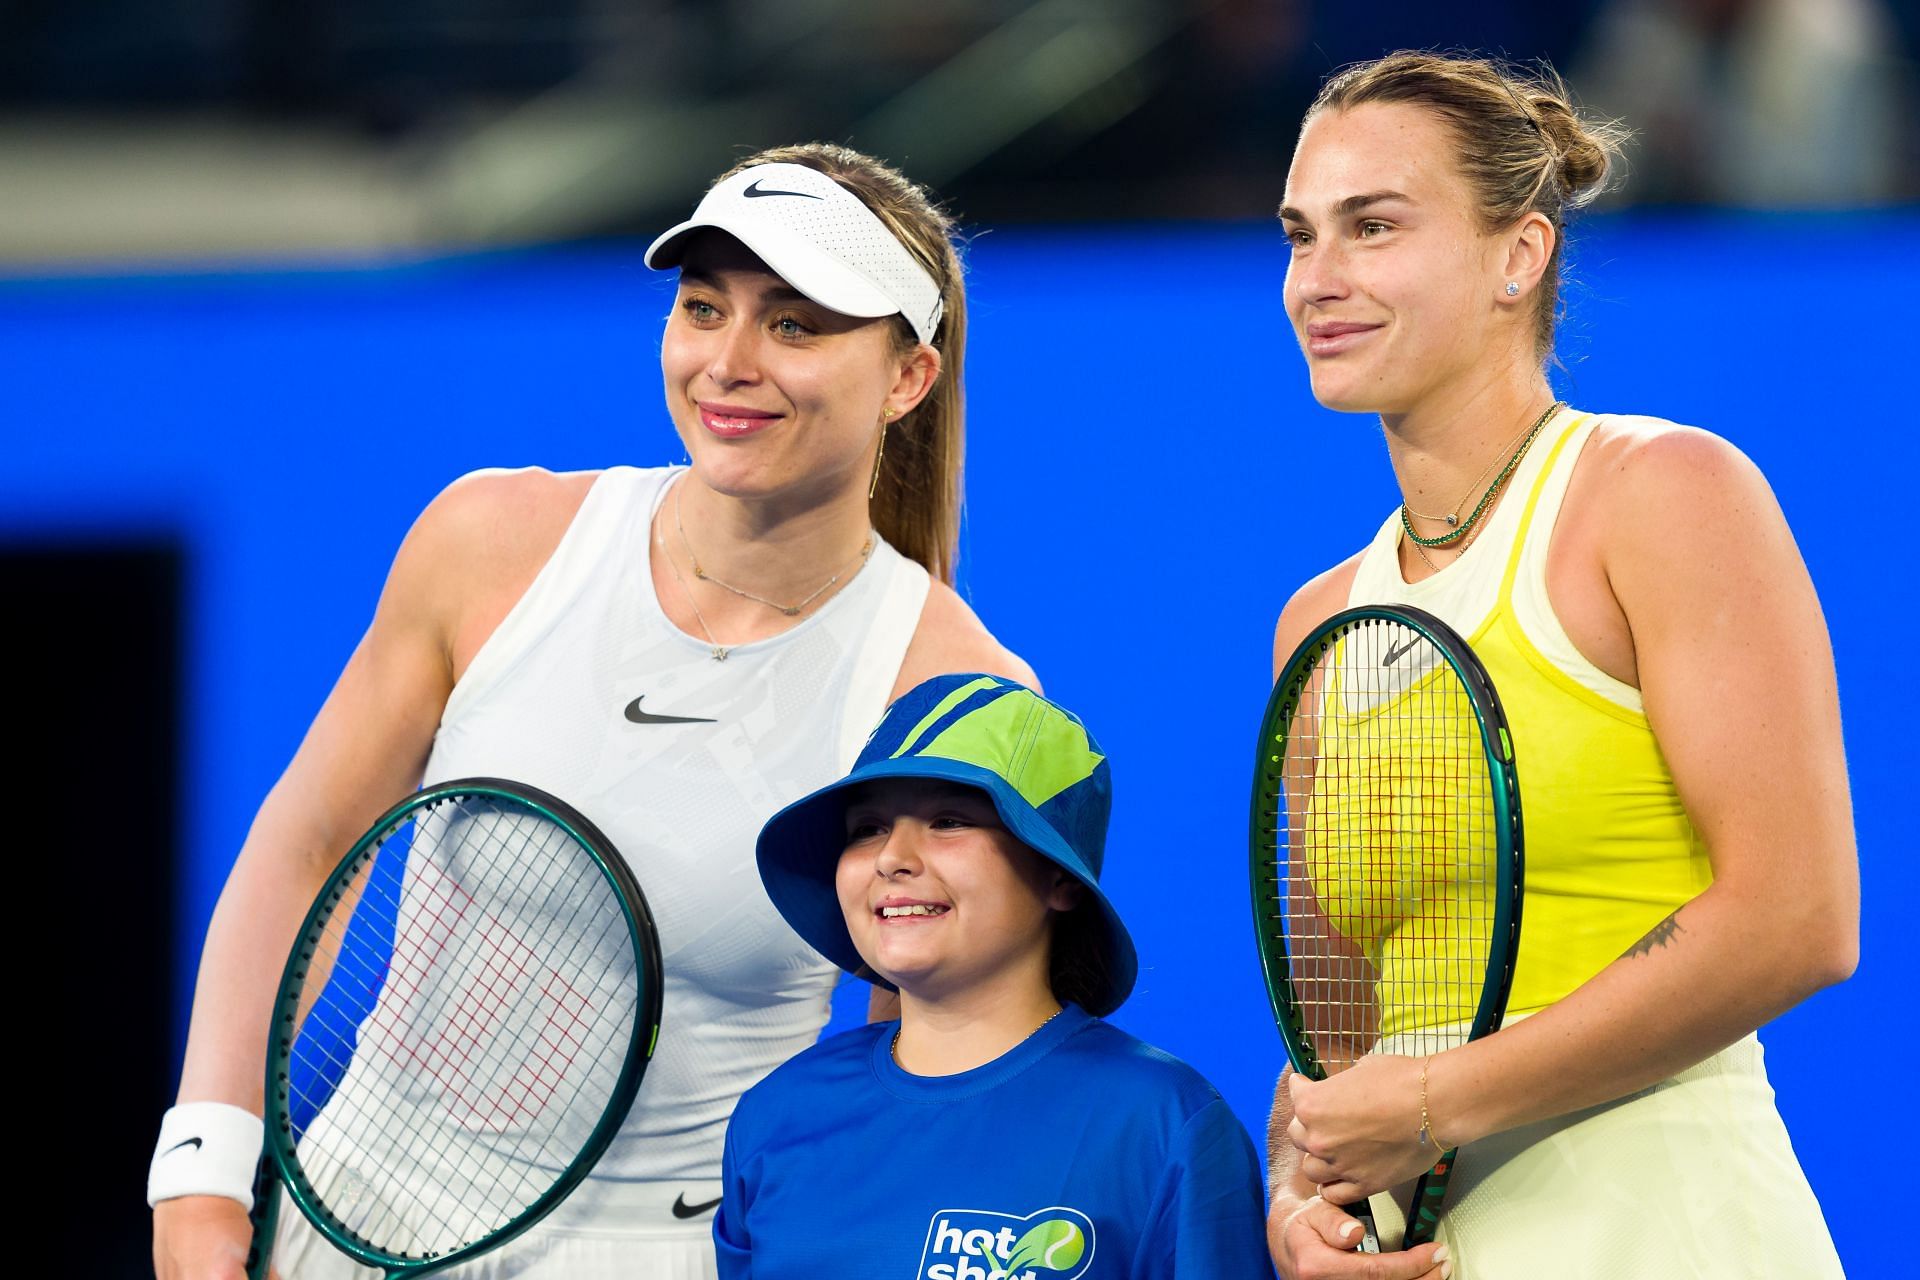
[147,1101,264,1210]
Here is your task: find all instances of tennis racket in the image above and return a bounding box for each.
[1250,605,1522,1250]
[244,778,664,1279]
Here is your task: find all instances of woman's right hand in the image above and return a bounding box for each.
[1267,1069,1450,1280]
[153,1195,256,1280]
[1266,1191,1449,1280]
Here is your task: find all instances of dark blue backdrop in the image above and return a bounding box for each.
[4,214,1910,1277]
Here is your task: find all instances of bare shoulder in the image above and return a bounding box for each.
[398,467,602,675]
[1273,551,1366,678]
[1575,415,1777,532]
[894,578,1040,698]
[408,466,600,568]
[1570,414,1810,645]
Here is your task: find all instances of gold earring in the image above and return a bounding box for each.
[869,407,896,501]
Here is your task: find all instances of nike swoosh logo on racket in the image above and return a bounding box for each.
[161,1137,203,1157]
[671,1193,723,1219]
[624,696,717,725]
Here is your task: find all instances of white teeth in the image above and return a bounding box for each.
[880,905,947,918]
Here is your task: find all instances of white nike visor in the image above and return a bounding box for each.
[645,162,945,347]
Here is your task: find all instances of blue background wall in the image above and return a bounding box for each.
[5,214,1911,1276]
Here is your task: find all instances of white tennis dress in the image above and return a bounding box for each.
[275,464,929,1279]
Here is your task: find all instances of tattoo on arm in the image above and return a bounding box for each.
[1621,909,1685,960]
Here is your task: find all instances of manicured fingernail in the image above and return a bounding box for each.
[1440,1263,1453,1280]
[1338,1220,1361,1241]
[1434,1246,1450,1263]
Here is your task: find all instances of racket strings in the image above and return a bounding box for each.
[287,814,624,1123]
[322,848,628,1156]
[328,808,636,1231]
[1266,618,1500,1075]
[289,809,635,1253]
[377,818,602,1121]
[278,852,618,1128]
[284,820,590,1248]
[278,796,643,1260]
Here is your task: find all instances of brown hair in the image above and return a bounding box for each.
[1308,51,1630,357]
[716,142,968,585]
[1049,906,1114,1014]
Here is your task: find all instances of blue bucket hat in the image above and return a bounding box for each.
[757,673,1137,1016]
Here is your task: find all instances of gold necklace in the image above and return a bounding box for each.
[1401,400,1561,547]
[890,1005,1064,1068]
[656,520,731,661]
[1404,410,1534,527]
[1404,436,1530,575]
[676,481,872,618]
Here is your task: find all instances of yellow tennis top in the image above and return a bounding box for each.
[1341,411,1713,1024]
[1303,633,1509,1040]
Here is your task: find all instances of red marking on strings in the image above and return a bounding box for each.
[351,849,588,1131]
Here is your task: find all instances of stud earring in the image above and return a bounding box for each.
[1505,282,1521,297]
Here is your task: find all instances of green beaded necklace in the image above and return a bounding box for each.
[1400,401,1563,549]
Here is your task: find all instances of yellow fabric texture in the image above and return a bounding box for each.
[1304,642,1501,1042]
[1304,417,1709,1033]
[1472,419,1712,1014]
[1338,415,1838,1275]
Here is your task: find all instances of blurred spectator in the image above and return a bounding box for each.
[1573,0,1915,205]
[3,0,1915,260]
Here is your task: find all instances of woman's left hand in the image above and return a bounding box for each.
[1286,1056,1439,1204]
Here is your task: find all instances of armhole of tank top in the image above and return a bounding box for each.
[441,466,657,725]
[835,550,931,772]
[1504,417,1648,717]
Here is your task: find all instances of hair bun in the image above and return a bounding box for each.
[1529,89,1628,211]
[1303,50,1632,359]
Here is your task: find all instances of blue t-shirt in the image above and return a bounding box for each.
[715,1004,1273,1280]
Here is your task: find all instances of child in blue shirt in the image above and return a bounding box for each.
[724,673,1274,1280]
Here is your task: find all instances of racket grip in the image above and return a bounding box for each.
[244,1152,281,1280]
[1345,1198,1381,1254]
[1401,1147,1458,1249]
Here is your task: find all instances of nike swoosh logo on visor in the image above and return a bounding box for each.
[743,179,823,200]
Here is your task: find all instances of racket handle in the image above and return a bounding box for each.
[1401,1146,1459,1249]
[1342,1198,1381,1254]
[244,1152,281,1280]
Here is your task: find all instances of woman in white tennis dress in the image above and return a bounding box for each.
[150,142,1037,1280]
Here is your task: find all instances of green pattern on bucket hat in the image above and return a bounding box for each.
[756,673,1137,1015]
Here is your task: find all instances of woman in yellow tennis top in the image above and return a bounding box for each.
[1263,52,1855,1280]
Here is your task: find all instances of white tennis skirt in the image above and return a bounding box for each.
[1366,1032,1841,1278]
[271,1176,721,1280]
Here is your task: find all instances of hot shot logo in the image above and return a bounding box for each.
[915,1207,1095,1280]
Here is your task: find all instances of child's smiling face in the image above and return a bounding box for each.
[835,779,1080,1004]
